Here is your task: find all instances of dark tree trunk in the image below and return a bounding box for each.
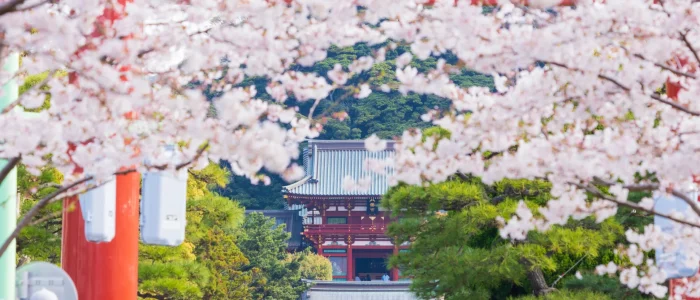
[520,259,556,296]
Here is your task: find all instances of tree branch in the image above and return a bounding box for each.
[0,176,91,257]
[550,254,588,287]
[308,98,323,121]
[12,0,50,12]
[543,60,700,116]
[592,176,700,217]
[632,53,697,79]
[483,151,502,160]
[0,0,26,15]
[175,141,209,170]
[113,142,210,176]
[571,182,700,229]
[37,182,61,190]
[598,74,700,116]
[137,292,167,300]
[680,31,700,66]
[28,207,63,227]
[0,140,210,257]
[648,93,700,116]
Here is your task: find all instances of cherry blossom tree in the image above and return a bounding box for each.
[384,1,700,298]
[3,0,700,298]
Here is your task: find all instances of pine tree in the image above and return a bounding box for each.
[383,177,625,300]
[239,212,308,300]
[137,164,252,299]
[187,194,252,299]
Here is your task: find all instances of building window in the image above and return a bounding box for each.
[326,217,347,224]
[329,256,347,276]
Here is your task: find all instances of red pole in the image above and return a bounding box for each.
[61,171,140,300]
[346,245,353,281]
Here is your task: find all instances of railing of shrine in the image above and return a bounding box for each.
[304,224,387,234]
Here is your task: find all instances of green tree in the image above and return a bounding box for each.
[138,163,252,300]
[560,272,651,300]
[15,164,63,265]
[187,194,252,299]
[289,249,333,281]
[239,212,307,300]
[383,176,624,300]
[137,242,210,300]
[14,73,66,265]
[186,163,231,200]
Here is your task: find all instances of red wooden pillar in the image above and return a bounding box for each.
[391,245,399,281]
[61,171,140,300]
[347,245,353,281]
[670,277,700,300]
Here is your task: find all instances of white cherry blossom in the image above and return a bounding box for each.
[364,134,387,152]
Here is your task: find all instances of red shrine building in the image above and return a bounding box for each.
[282,140,408,282]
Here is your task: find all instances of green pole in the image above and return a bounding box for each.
[0,52,19,300]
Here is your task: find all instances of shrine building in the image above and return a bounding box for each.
[282,140,407,282]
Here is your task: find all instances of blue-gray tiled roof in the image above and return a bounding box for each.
[283,140,394,196]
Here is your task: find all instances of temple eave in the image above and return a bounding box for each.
[284,193,383,199]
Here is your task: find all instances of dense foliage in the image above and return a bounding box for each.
[238,212,308,300]
[383,175,655,300]
[137,165,253,300]
[289,249,333,281]
[15,164,63,265]
[15,74,66,265]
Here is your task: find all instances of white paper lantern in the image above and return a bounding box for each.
[79,177,116,243]
[140,170,188,246]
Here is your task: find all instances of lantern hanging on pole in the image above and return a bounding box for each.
[140,145,188,246]
[79,176,117,243]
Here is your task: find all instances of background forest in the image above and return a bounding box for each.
[15,43,659,299]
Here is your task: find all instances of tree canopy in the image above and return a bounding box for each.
[384,176,654,300]
[238,212,308,300]
[289,249,333,281]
